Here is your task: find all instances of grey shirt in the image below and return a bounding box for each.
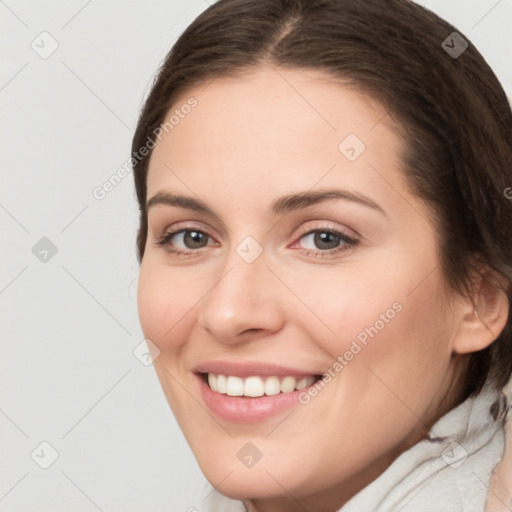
[198,379,508,512]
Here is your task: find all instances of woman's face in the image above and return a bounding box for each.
[137,66,464,509]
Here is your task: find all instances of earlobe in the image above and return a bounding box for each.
[452,270,509,355]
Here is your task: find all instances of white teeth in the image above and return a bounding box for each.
[280,376,296,393]
[264,376,281,396]
[244,376,264,397]
[207,373,317,397]
[226,376,244,396]
[216,374,227,394]
[296,376,314,390]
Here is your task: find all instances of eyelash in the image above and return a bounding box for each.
[154,224,359,258]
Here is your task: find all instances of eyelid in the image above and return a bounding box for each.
[157,223,218,245]
[155,220,218,239]
[293,220,359,242]
[153,219,360,257]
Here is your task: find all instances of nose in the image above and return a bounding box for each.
[197,246,285,344]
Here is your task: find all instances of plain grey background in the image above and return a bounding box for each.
[1,1,511,511]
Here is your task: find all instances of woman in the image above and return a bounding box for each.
[131,0,512,510]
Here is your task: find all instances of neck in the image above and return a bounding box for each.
[244,361,471,512]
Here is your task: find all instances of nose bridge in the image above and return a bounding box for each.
[198,237,283,341]
[206,244,266,317]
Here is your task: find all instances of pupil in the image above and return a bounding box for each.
[315,231,339,250]
[185,231,206,249]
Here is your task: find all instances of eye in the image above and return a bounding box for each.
[154,227,217,256]
[293,227,358,256]
[153,224,359,259]
[172,230,209,249]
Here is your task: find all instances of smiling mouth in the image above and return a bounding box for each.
[202,373,322,397]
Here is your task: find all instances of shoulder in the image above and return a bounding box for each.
[486,381,512,512]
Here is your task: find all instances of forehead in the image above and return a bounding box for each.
[154,66,393,148]
[146,65,409,213]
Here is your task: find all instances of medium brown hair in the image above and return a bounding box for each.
[131,0,512,398]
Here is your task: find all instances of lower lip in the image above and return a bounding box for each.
[196,374,313,423]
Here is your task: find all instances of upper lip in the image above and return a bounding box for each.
[193,361,321,378]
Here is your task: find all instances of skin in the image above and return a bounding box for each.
[137,65,505,512]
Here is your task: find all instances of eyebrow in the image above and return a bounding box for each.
[146,188,386,217]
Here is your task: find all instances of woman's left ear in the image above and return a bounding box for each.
[452,267,509,354]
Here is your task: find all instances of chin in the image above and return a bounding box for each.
[208,473,287,501]
[199,453,314,501]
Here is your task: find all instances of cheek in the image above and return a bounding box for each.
[305,263,454,389]
[136,260,199,353]
[291,267,406,358]
[337,272,455,420]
